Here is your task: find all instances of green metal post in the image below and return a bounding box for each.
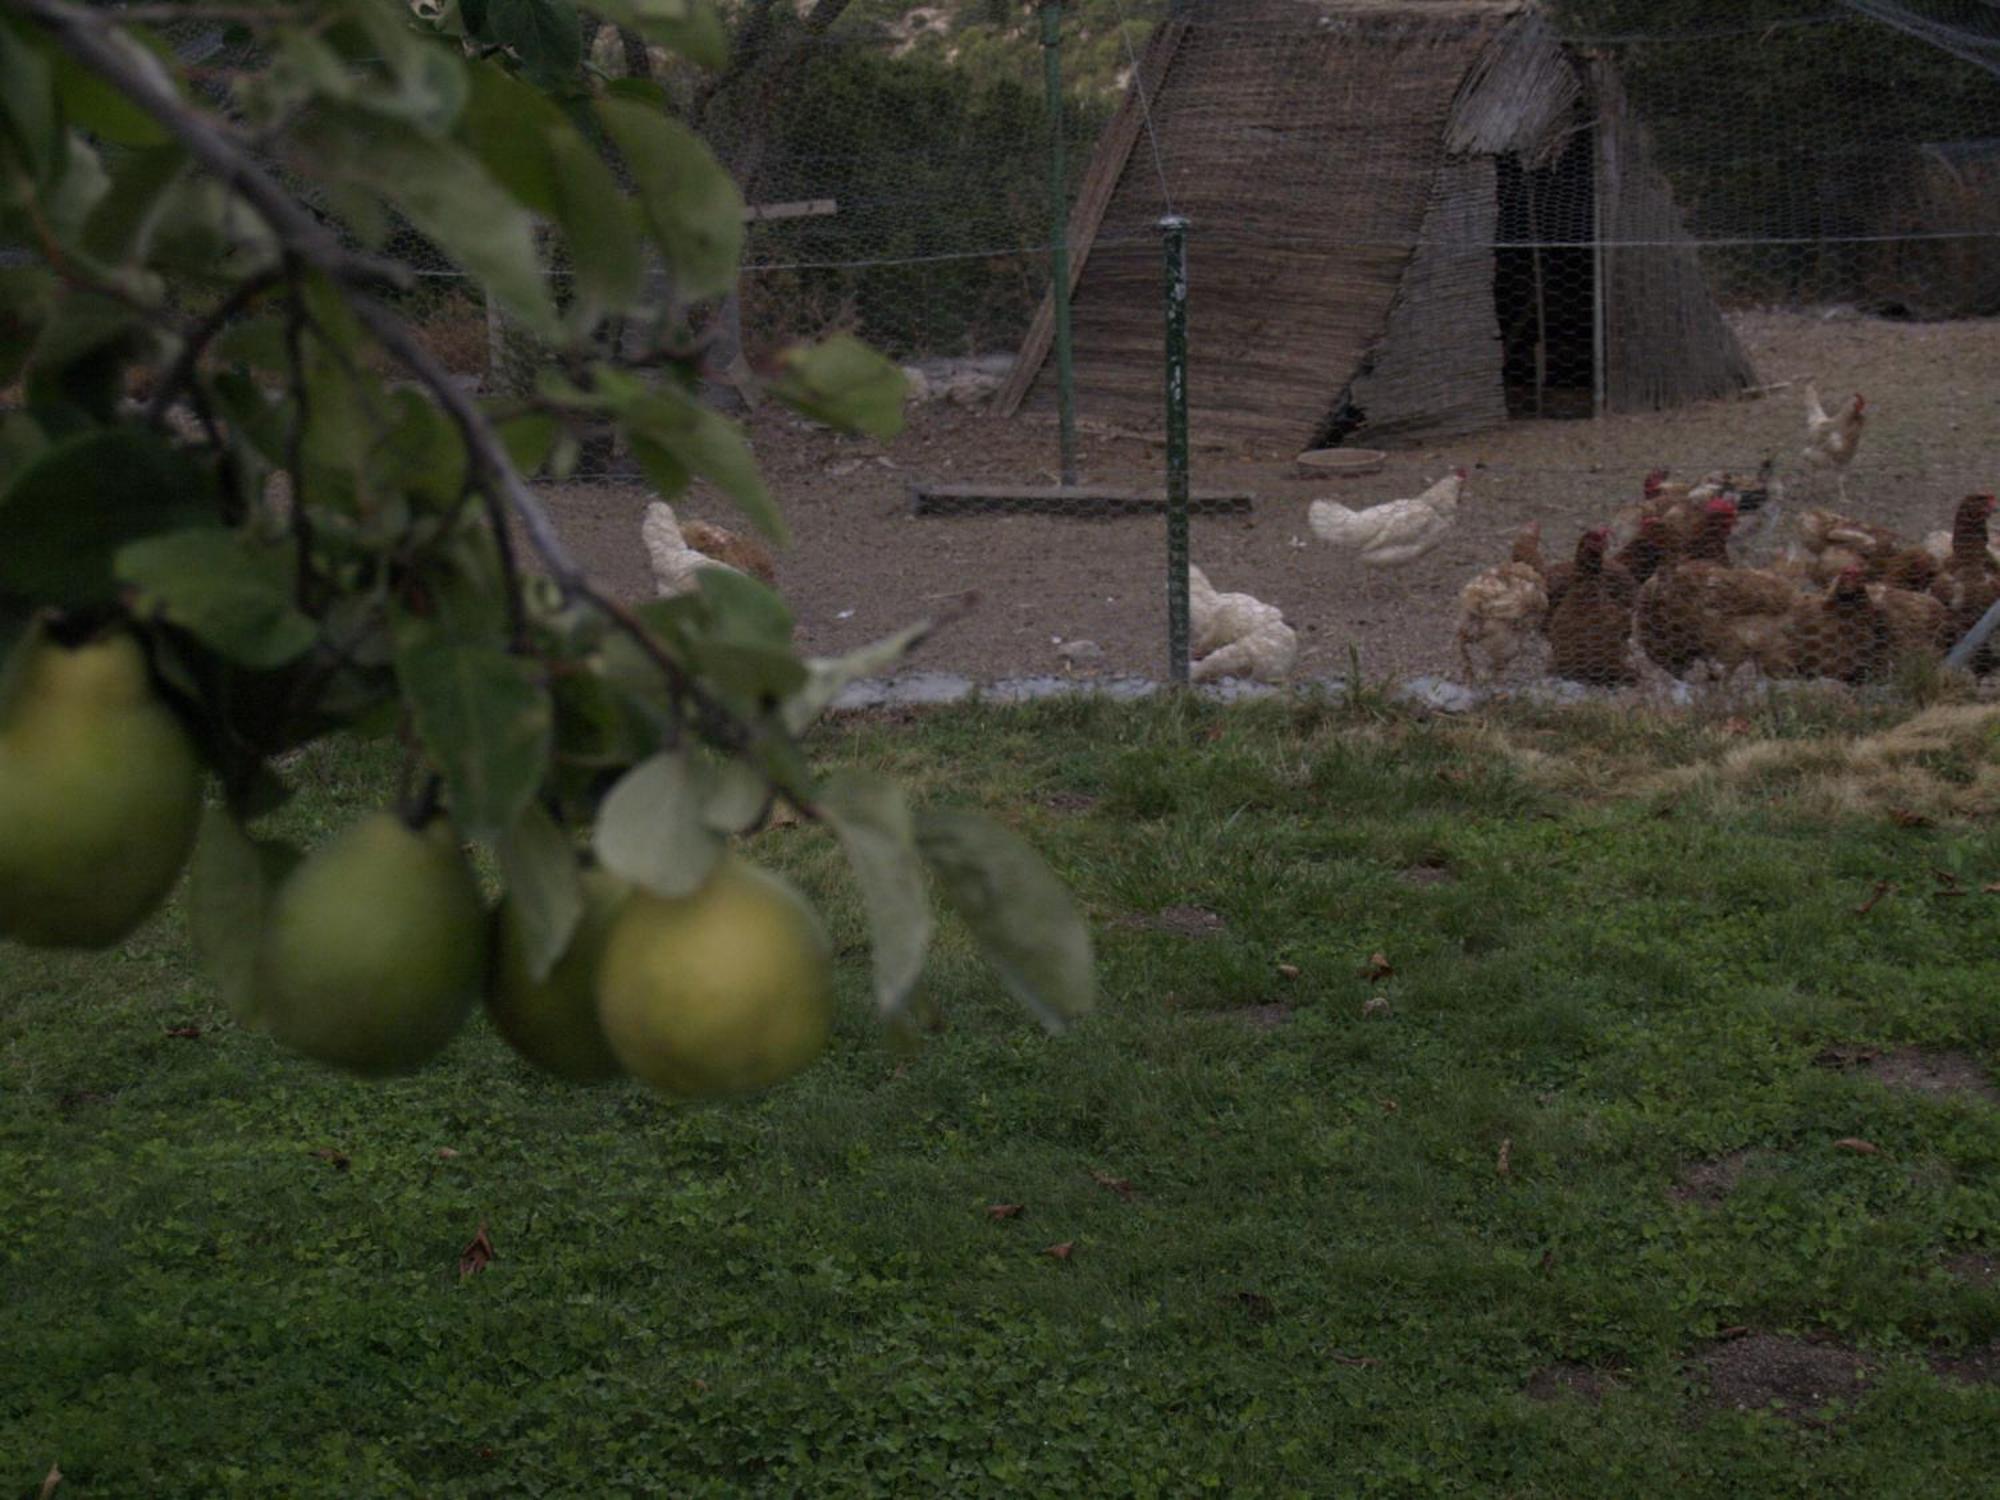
[1162,214,1190,686]
[1041,0,1078,486]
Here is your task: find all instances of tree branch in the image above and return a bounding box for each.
[10,0,779,768]
[142,264,284,427]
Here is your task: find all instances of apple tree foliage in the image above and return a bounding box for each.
[0,0,1092,1063]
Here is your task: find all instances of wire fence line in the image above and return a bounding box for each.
[124,1,2000,691]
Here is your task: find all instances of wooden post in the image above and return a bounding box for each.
[1591,60,1615,418]
[1042,0,1078,484]
[1162,215,1190,686]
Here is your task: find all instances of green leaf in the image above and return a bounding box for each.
[699,757,770,834]
[769,336,907,440]
[22,289,151,424]
[485,0,582,88]
[0,409,46,480]
[0,428,212,606]
[305,109,558,338]
[688,640,807,711]
[547,124,644,313]
[79,145,187,267]
[0,18,56,184]
[694,566,792,647]
[783,620,930,733]
[915,809,1094,1031]
[35,132,110,246]
[338,0,469,133]
[497,801,584,984]
[116,529,318,670]
[496,411,560,475]
[591,0,726,70]
[0,267,56,388]
[395,637,553,841]
[376,388,468,507]
[187,806,301,1027]
[49,41,173,147]
[596,98,743,301]
[592,750,720,898]
[614,387,784,543]
[675,403,783,543]
[456,61,561,214]
[821,772,931,1020]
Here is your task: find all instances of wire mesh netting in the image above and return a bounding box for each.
[139,0,2000,695]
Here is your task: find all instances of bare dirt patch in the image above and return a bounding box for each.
[1525,1362,1621,1404]
[1670,1148,1776,1206]
[1112,905,1227,937]
[1930,1342,2000,1387]
[1816,1045,1999,1104]
[1039,790,1101,814]
[1397,860,1457,887]
[1218,1003,1293,1031]
[1693,1334,1876,1423]
[545,310,2000,684]
[1945,1250,1999,1288]
[1867,1049,2000,1104]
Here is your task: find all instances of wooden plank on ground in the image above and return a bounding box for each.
[911,481,1252,517]
[993,17,1191,418]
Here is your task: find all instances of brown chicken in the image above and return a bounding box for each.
[681,518,778,585]
[1636,499,1795,676]
[1931,493,2000,671]
[1869,583,1953,665]
[1633,470,1727,556]
[1610,514,1672,586]
[1545,528,1636,686]
[1794,507,1912,583]
[1789,567,1888,684]
[1455,522,1550,681]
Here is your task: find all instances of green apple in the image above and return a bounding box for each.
[258,812,485,1076]
[596,855,833,1098]
[488,867,631,1083]
[0,629,202,948]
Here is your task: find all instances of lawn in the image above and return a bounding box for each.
[4,692,2000,1496]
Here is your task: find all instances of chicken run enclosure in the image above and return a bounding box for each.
[178,0,2000,695]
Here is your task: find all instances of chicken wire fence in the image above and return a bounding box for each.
[132,1,2000,693]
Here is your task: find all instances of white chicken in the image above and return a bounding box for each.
[1309,468,1467,567]
[1801,383,1866,503]
[642,501,742,598]
[1187,566,1297,685]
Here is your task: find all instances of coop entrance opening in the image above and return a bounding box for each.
[1495,128,1596,420]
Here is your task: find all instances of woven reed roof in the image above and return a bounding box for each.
[1000,0,1753,451]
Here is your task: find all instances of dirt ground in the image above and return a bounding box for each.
[544,309,2000,684]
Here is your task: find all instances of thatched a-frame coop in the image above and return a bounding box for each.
[995,0,1756,452]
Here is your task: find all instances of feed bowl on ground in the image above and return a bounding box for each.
[1295,447,1387,479]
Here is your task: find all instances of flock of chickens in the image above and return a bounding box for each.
[642,382,1998,694]
[1445,386,1999,688]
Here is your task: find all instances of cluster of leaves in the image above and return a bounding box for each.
[0,0,1089,1053]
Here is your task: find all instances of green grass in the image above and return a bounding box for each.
[5,695,2000,1496]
